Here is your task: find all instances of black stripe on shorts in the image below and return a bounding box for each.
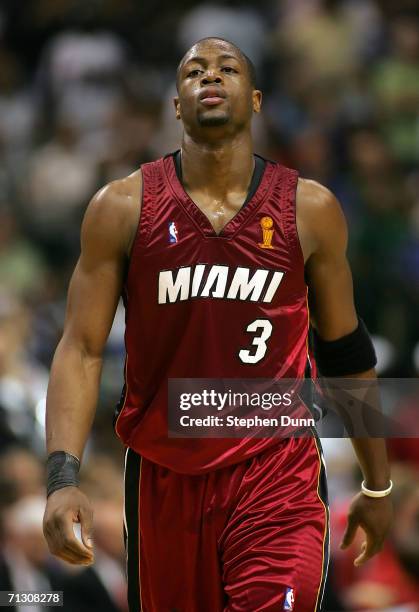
[124,447,141,612]
[312,430,330,612]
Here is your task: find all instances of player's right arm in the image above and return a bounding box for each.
[43,171,141,566]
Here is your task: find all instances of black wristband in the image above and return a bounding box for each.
[46,451,80,498]
[312,318,377,376]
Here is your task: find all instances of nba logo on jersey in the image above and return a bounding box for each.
[283,587,295,611]
[168,221,178,244]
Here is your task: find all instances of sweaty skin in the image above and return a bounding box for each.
[43,38,392,567]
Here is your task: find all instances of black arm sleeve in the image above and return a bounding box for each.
[312,318,377,376]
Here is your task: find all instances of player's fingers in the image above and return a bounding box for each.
[61,520,94,562]
[78,505,94,549]
[53,547,90,566]
[46,528,92,565]
[340,515,358,549]
[44,511,69,557]
[47,511,93,563]
[354,534,382,566]
[61,534,94,564]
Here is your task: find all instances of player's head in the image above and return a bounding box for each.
[174,38,261,140]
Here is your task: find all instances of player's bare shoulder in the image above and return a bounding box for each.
[81,169,143,259]
[296,177,348,262]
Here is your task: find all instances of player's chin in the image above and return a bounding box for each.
[197,110,230,127]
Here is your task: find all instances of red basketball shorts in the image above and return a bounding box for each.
[123,436,329,612]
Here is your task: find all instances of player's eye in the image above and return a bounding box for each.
[187,69,202,78]
[221,66,238,73]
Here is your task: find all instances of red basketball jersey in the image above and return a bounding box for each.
[114,154,309,473]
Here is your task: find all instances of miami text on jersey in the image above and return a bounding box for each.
[158,264,285,304]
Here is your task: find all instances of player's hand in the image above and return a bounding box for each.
[43,486,94,566]
[340,492,393,566]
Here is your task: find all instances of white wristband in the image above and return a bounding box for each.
[361,480,393,498]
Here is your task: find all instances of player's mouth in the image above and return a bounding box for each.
[199,87,226,106]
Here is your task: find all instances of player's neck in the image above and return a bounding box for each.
[180,133,255,198]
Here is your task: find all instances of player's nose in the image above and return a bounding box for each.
[201,72,223,86]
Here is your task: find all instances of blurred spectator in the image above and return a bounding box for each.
[101,95,161,181]
[346,128,414,362]
[0,496,66,611]
[37,27,126,133]
[371,16,419,167]
[177,4,267,69]
[0,205,47,299]
[275,0,360,86]
[25,121,98,228]
[0,448,44,500]
[0,295,48,451]
[0,49,36,167]
[80,454,124,504]
[289,127,336,185]
[23,119,99,262]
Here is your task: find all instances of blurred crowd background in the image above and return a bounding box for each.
[0,0,418,610]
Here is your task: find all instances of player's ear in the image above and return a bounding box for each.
[173,97,181,120]
[252,90,262,114]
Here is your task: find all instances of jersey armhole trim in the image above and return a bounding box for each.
[123,163,156,293]
[279,168,306,272]
[138,162,156,249]
[129,162,156,260]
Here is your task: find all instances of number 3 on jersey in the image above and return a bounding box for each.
[239,319,273,364]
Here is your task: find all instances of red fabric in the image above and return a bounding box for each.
[115,155,309,474]
[136,437,328,612]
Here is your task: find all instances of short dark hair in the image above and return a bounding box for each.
[176,37,256,90]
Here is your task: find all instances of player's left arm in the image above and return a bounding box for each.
[297,179,393,566]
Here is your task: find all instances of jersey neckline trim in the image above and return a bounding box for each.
[162,153,276,239]
[172,150,266,211]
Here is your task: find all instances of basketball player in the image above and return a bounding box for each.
[43,38,393,611]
